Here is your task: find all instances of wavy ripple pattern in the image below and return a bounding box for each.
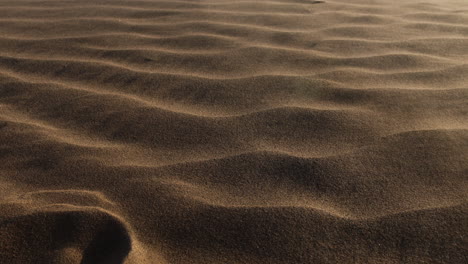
[0,0,467,263]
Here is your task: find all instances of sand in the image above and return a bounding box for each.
[0,0,467,263]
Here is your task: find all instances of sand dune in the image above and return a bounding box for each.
[0,0,467,263]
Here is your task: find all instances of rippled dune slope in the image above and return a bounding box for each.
[0,0,467,263]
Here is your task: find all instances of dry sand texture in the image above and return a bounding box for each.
[0,0,467,263]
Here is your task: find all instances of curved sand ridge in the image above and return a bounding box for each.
[0,0,467,263]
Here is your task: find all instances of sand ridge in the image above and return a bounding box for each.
[0,0,467,263]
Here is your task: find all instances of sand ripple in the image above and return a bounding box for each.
[0,0,467,263]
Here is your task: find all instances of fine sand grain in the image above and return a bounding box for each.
[0,0,467,263]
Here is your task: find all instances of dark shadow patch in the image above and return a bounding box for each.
[81,217,132,264]
[23,157,57,171]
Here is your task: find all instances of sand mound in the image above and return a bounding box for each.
[0,0,467,263]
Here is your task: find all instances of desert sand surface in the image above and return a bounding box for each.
[0,0,467,263]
